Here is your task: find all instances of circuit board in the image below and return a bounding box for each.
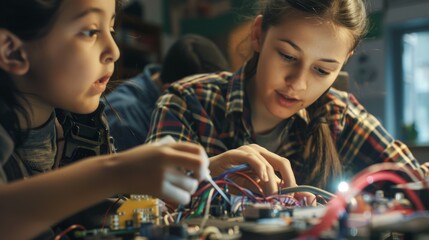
[67,163,429,240]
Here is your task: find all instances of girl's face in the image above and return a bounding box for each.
[20,0,119,114]
[249,15,353,126]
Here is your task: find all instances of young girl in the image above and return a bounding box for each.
[0,0,208,239]
[146,0,428,194]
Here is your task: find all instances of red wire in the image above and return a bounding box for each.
[260,194,301,207]
[101,197,121,229]
[193,181,214,197]
[226,171,266,198]
[352,162,426,187]
[215,179,261,201]
[189,179,264,217]
[54,224,85,240]
[299,193,346,238]
[193,179,260,202]
[301,171,426,238]
[351,172,425,210]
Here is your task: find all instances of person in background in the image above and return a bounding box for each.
[146,0,429,195]
[105,34,230,151]
[0,1,208,239]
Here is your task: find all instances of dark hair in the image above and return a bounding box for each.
[160,34,230,84]
[0,0,122,147]
[0,0,63,146]
[245,0,368,189]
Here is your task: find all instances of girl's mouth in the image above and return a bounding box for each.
[276,91,301,107]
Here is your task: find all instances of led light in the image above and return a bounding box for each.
[338,181,349,192]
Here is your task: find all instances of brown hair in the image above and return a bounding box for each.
[244,0,368,189]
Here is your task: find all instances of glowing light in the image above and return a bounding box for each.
[338,181,349,192]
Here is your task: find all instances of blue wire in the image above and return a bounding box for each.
[223,176,259,201]
[175,204,184,223]
[213,163,250,180]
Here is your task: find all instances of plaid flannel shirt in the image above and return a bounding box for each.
[146,67,428,184]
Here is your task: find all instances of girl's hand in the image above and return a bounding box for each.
[108,142,208,205]
[208,144,296,195]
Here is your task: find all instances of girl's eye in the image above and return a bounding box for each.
[314,67,330,76]
[80,29,101,38]
[278,51,296,62]
[110,30,116,38]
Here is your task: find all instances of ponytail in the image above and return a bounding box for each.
[302,93,342,189]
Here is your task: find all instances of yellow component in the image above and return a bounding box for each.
[116,195,164,228]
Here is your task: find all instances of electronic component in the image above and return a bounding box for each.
[115,195,164,228]
[71,163,428,240]
[242,203,292,220]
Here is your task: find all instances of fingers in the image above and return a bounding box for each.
[117,141,205,203]
[294,192,317,206]
[242,146,279,194]
[168,141,203,155]
[151,136,209,181]
[145,140,296,200]
[218,148,269,182]
[160,168,200,205]
[210,144,297,195]
[252,145,297,187]
[162,181,194,205]
[154,142,209,181]
[165,168,199,194]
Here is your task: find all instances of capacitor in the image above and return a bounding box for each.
[110,214,120,230]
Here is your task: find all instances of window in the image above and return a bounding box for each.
[402,31,429,144]
[388,25,429,146]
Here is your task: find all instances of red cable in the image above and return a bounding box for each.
[301,171,425,238]
[226,171,266,198]
[352,162,425,187]
[214,179,261,201]
[54,224,85,240]
[193,181,214,197]
[351,172,425,210]
[101,197,121,229]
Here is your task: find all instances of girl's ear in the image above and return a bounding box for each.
[0,29,29,75]
[251,15,264,53]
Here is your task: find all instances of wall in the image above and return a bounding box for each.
[136,0,162,25]
[344,0,429,163]
[128,0,176,56]
[345,0,429,126]
[344,0,385,124]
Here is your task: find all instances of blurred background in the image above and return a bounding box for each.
[114,0,429,161]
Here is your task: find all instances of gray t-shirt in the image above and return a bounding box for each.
[254,119,292,153]
[15,114,57,175]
